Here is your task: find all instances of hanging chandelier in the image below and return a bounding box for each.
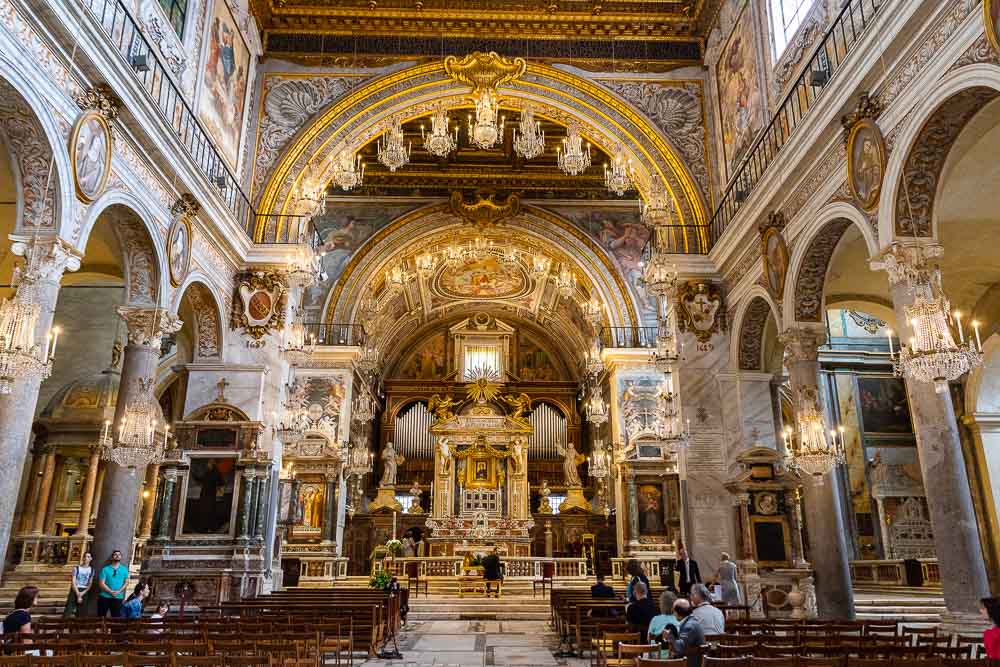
[584,338,604,377]
[297,167,327,219]
[555,264,577,299]
[0,256,61,394]
[604,145,633,195]
[444,244,464,269]
[581,297,603,328]
[285,246,325,289]
[557,123,592,176]
[273,404,307,445]
[651,316,678,371]
[588,443,610,479]
[513,105,545,160]
[585,392,608,424]
[531,254,551,278]
[467,88,505,150]
[642,253,678,297]
[641,183,672,228]
[331,148,365,191]
[100,378,169,468]
[352,393,376,423]
[422,104,458,158]
[499,245,519,265]
[782,407,845,478]
[356,342,380,375]
[282,313,317,361]
[416,251,438,278]
[889,297,983,394]
[385,263,413,293]
[377,117,411,172]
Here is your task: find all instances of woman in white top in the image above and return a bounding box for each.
[63,551,94,617]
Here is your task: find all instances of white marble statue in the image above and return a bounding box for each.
[556,440,585,487]
[379,441,405,487]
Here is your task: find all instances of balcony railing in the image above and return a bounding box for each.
[81,0,257,238]
[304,322,367,347]
[708,0,885,247]
[641,224,711,264]
[600,326,658,349]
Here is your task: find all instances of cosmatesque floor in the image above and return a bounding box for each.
[358,619,591,667]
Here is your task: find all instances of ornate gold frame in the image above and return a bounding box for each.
[69,110,112,204]
[759,225,788,300]
[167,215,193,288]
[986,0,1000,55]
[846,117,886,214]
[443,52,526,93]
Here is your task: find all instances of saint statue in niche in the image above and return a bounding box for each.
[379,441,405,487]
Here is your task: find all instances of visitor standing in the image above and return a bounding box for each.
[63,551,94,618]
[715,553,743,605]
[667,546,701,596]
[97,550,129,618]
[625,559,651,603]
[121,582,150,619]
[3,586,39,642]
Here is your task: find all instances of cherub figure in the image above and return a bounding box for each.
[501,392,532,420]
[428,394,460,422]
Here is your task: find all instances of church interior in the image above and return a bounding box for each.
[1,0,1000,663]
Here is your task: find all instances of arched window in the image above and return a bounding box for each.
[769,0,815,58]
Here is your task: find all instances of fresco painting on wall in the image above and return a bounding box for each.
[198,0,250,171]
[182,457,236,535]
[856,377,914,436]
[716,0,764,177]
[518,337,559,381]
[396,331,447,379]
[436,256,530,300]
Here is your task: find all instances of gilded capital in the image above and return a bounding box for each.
[117,306,183,347]
[779,327,824,363]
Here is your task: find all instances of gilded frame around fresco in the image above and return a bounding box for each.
[760,225,789,300]
[69,110,112,204]
[985,0,1000,55]
[846,117,886,213]
[167,215,193,288]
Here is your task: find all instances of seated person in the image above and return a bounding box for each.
[664,599,705,667]
[690,584,725,635]
[648,590,680,655]
[624,581,658,642]
[482,547,503,595]
[591,573,615,598]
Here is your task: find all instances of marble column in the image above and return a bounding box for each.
[77,448,101,536]
[19,452,45,533]
[238,470,255,540]
[156,470,178,539]
[0,238,79,568]
[31,448,57,535]
[43,456,65,534]
[322,474,337,543]
[138,464,160,539]
[780,327,855,619]
[870,244,991,622]
[91,307,181,567]
[91,465,106,526]
[254,476,269,539]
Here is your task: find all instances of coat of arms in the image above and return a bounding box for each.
[232,271,287,345]
[676,281,726,343]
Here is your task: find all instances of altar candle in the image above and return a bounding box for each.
[973,320,983,352]
[392,511,396,540]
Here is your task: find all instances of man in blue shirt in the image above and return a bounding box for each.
[97,550,129,618]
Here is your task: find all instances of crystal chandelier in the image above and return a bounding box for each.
[782,406,845,478]
[356,342,380,375]
[347,441,374,478]
[581,297,603,328]
[285,246,324,289]
[604,145,633,195]
[100,378,169,468]
[377,117,411,172]
[331,148,365,191]
[584,338,604,377]
[585,392,608,424]
[642,253,678,297]
[890,298,983,394]
[385,263,413,293]
[651,315,678,372]
[531,254,551,277]
[641,183,672,227]
[422,104,458,158]
[0,262,60,394]
[415,251,438,278]
[513,105,545,160]
[555,264,577,299]
[588,442,610,479]
[499,245,519,265]
[557,123,592,176]
[297,169,327,219]
[352,393,376,423]
[467,237,492,260]
[283,313,317,361]
[273,405,306,444]
[444,244,464,269]
[467,88,505,150]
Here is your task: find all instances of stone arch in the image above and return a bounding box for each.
[79,191,168,307]
[879,64,1000,244]
[784,202,879,324]
[0,53,73,233]
[731,286,782,372]
[173,276,224,360]
[256,60,708,245]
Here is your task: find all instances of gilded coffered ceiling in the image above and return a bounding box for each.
[251,0,716,70]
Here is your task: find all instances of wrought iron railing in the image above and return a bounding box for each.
[600,326,658,349]
[253,215,323,247]
[81,0,260,240]
[708,0,885,247]
[640,224,711,264]
[304,322,367,347]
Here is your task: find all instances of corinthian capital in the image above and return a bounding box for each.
[779,327,825,363]
[170,194,200,221]
[869,241,943,287]
[117,306,183,347]
[10,235,82,284]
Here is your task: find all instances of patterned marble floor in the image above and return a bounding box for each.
[359,619,590,667]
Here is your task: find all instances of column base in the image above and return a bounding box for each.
[558,487,590,513]
[939,610,990,635]
[368,486,403,513]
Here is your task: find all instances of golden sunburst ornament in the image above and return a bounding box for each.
[465,365,503,404]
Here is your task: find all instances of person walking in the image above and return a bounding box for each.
[63,551,95,618]
[121,582,150,620]
[97,550,129,618]
[715,552,743,605]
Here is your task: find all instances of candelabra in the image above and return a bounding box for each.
[100,378,170,468]
[468,88,505,149]
[604,145,633,195]
[640,183,672,227]
[513,105,545,159]
[557,123,592,176]
[782,409,846,479]
[377,117,411,172]
[555,264,577,299]
[331,148,365,191]
[421,103,458,158]
[0,259,61,394]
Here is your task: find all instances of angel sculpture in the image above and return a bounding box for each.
[428,394,459,422]
[501,392,532,420]
[555,439,586,488]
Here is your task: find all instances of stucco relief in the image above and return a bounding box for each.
[952,34,1000,69]
[738,296,772,371]
[894,87,998,237]
[0,79,55,228]
[793,218,851,322]
[110,209,160,305]
[0,0,81,99]
[600,80,711,202]
[139,0,186,76]
[185,282,222,359]
[252,75,365,198]
[785,142,846,224]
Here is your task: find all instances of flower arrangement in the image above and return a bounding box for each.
[385,538,404,555]
[368,570,392,590]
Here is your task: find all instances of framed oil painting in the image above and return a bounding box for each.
[716,0,764,177]
[69,110,112,203]
[846,117,886,213]
[986,0,1000,55]
[167,215,192,287]
[638,483,667,536]
[197,0,250,171]
[760,225,788,300]
[855,376,914,437]
[181,456,237,535]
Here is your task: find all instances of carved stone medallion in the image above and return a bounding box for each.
[232,271,287,345]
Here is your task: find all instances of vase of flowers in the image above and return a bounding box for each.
[369,570,392,590]
[385,538,404,557]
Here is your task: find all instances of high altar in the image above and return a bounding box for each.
[424,377,535,557]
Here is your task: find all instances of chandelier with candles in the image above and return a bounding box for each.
[99,378,170,468]
[467,88,505,150]
[331,148,365,191]
[782,389,846,479]
[555,264,577,299]
[557,123,592,176]
[377,117,411,172]
[282,310,317,361]
[513,105,545,159]
[604,144,633,195]
[0,253,61,395]
[640,182,672,228]
[422,103,458,158]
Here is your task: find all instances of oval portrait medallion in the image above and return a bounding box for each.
[69,110,112,204]
[846,117,886,213]
[167,216,192,287]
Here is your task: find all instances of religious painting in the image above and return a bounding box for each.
[69,110,112,203]
[760,225,788,300]
[197,0,250,170]
[518,336,559,381]
[474,460,488,481]
[716,1,764,176]
[638,484,666,535]
[297,483,324,530]
[435,256,530,300]
[395,331,447,379]
[856,377,914,436]
[167,215,192,287]
[847,118,887,213]
[182,457,236,535]
[985,0,1000,55]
